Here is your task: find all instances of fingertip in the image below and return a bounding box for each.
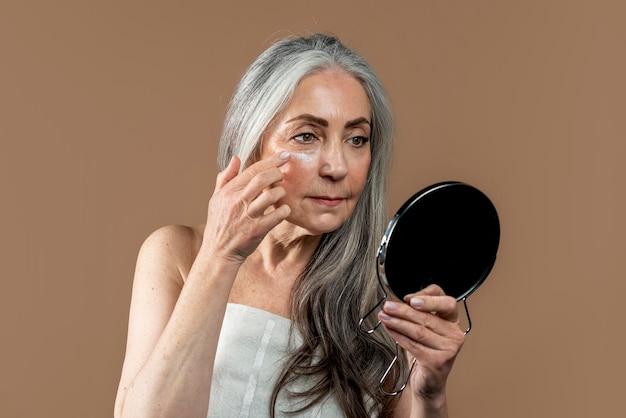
[409,297,425,308]
[280,203,291,217]
[378,310,392,321]
[221,155,241,175]
[229,155,242,168]
[216,155,241,186]
[420,284,446,296]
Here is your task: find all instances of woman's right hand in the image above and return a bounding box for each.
[200,151,292,265]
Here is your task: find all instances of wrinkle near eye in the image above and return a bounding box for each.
[293,133,317,143]
[348,136,369,147]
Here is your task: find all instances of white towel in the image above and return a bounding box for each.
[207,304,344,418]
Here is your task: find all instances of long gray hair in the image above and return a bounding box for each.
[218,34,404,417]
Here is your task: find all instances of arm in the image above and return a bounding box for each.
[114,152,291,418]
[378,285,465,418]
[113,225,236,417]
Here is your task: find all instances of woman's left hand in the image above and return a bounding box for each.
[377,284,465,403]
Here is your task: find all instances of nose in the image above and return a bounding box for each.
[319,141,348,181]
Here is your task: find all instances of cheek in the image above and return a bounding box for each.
[350,157,371,189]
[278,158,314,194]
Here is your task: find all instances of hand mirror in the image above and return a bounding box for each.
[359,181,500,395]
[379,181,500,303]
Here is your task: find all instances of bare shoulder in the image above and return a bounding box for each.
[116,224,206,414]
[137,224,205,284]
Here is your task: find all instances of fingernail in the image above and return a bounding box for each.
[279,151,291,160]
[384,301,399,312]
[379,312,392,321]
[410,298,424,308]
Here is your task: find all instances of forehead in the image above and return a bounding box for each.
[255,70,372,161]
[280,69,372,120]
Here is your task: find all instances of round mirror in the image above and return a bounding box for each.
[378,181,500,301]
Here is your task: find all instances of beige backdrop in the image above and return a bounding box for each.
[1,1,625,417]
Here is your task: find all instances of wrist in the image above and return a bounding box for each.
[412,390,448,418]
[184,243,242,288]
[196,241,244,269]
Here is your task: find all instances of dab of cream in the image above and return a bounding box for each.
[292,152,313,163]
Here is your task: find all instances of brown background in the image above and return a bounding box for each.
[1,1,624,417]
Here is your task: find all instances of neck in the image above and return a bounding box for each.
[251,221,322,278]
[231,222,322,318]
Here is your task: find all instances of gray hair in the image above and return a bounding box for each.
[218,34,402,417]
[218,34,392,176]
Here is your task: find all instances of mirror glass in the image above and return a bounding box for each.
[378,181,500,301]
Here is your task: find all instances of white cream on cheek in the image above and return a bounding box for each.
[278,147,318,164]
[291,152,314,163]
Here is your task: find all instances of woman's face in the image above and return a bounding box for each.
[260,69,372,235]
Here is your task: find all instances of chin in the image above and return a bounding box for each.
[291,216,347,236]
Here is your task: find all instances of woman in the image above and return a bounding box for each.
[115,34,464,418]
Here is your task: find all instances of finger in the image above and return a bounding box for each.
[405,295,459,323]
[381,319,438,352]
[257,203,291,231]
[379,310,462,353]
[239,151,291,184]
[380,301,460,339]
[238,203,291,247]
[403,284,446,300]
[239,166,285,203]
[214,156,241,192]
[230,151,291,203]
[216,151,291,195]
[245,186,286,218]
[401,284,459,322]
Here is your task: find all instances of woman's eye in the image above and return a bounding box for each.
[348,136,370,147]
[292,133,317,143]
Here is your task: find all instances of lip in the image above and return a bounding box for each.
[311,196,345,207]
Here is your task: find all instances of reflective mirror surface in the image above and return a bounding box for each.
[378,182,500,301]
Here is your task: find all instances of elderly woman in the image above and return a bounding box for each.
[115,34,464,418]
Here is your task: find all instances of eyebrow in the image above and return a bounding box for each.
[286,114,371,129]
